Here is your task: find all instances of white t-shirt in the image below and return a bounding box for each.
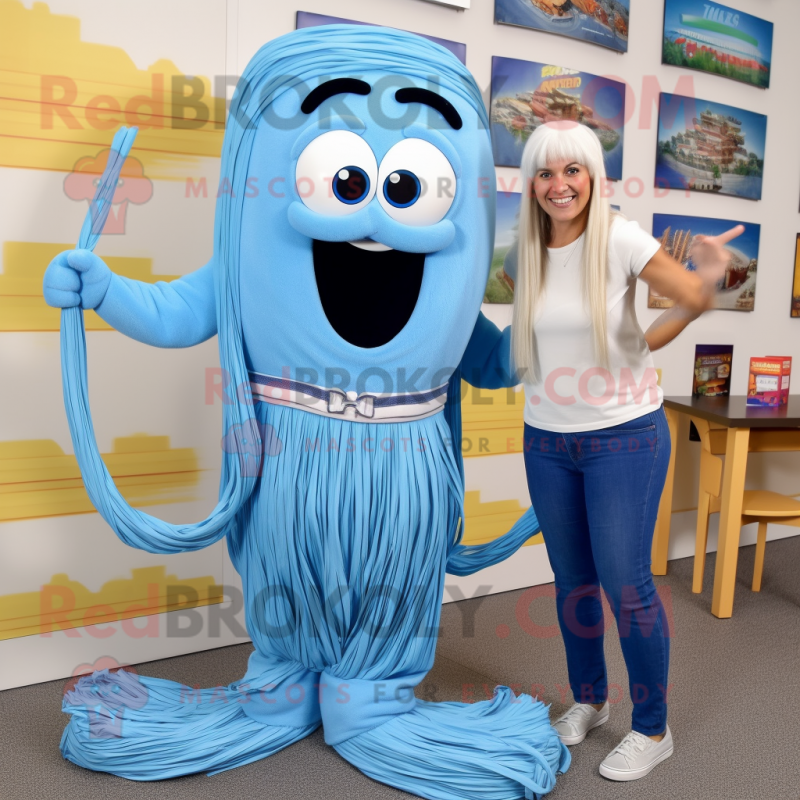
[505,217,663,432]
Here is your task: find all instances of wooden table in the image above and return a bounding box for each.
[653,395,800,618]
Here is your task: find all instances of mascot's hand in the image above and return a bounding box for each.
[43,249,112,310]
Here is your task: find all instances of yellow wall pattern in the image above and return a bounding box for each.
[461,490,542,548]
[0,566,222,640]
[0,433,201,521]
[0,0,223,179]
[461,381,525,458]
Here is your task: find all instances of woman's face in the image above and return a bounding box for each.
[532,159,592,226]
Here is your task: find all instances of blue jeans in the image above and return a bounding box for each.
[523,408,671,736]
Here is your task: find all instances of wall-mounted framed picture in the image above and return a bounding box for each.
[662,0,772,89]
[655,93,766,200]
[791,235,800,317]
[495,0,629,54]
[484,190,520,304]
[490,56,625,177]
[296,11,467,64]
[649,213,760,312]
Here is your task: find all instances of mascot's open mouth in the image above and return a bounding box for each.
[313,239,424,348]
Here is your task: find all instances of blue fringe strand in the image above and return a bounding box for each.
[61,669,318,780]
[336,687,569,800]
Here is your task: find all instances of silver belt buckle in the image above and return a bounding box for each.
[327,388,347,414]
[326,388,376,419]
[356,394,375,419]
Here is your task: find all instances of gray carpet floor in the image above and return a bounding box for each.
[2,540,799,800]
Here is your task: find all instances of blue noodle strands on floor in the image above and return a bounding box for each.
[61,669,317,780]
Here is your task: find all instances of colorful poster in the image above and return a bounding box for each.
[792,235,800,318]
[693,344,733,397]
[296,11,467,64]
[662,0,773,88]
[655,93,766,200]
[495,0,629,53]
[649,214,760,312]
[484,191,520,303]
[490,57,625,177]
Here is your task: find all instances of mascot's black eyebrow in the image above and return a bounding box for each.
[301,78,371,113]
[395,87,462,130]
[301,80,463,131]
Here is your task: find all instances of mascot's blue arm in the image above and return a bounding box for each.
[459,312,517,390]
[43,247,217,347]
[96,260,217,347]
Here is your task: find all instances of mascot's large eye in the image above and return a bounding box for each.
[377,138,456,226]
[295,130,377,216]
[332,166,370,205]
[383,170,420,209]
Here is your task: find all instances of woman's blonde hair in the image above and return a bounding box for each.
[511,121,614,382]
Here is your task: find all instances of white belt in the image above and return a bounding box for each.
[249,372,448,423]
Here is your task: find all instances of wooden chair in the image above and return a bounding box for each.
[692,417,800,595]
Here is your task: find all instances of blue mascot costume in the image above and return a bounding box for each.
[44,25,569,800]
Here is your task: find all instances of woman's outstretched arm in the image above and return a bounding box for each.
[639,225,744,351]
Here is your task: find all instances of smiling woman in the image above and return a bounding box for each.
[533,162,591,231]
[462,119,745,783]
[512,121,614,377]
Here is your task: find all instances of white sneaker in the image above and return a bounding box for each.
[552,701,609,745]
[599,725,673,781]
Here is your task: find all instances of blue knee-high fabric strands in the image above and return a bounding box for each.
[58,25,565,799]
